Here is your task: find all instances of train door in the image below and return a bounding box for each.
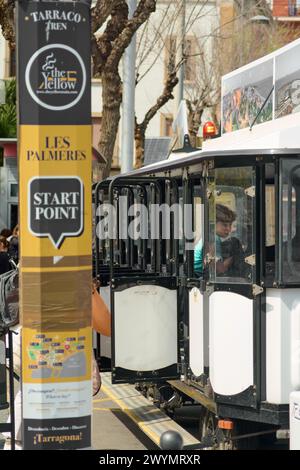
[184,174,208,385]
[95,178,149,367]
[108,176,181,384]
[267,157,300,405]
[205,163,261,408]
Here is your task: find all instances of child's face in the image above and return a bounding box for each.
[216,221,232,238]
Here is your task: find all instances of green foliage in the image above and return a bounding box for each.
[0,78,16,138]
[5,78,16,106]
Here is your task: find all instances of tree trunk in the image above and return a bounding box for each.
[187,101,204,148]
[189,128,197,148]
[0,0,15,49]
[96,0,156,178]
[99,69,123,179]
[135,124,145,169]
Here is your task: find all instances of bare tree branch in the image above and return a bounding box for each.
[105,0,156,71]
[135,64,179,168]
[93,0,128,75]
[136,0,176,72]
[99,0,157,177]
[91,0,121,34]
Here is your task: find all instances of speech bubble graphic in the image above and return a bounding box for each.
[29,176,84,249]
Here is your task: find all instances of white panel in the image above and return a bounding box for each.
[99,286,111,358]
[291,298,300,390]
[209,292,253,396]
[266,289,300,404]
[290,391,300,449]
[203,295,210,368]
[114,285,177,371]
[23,381,92,419]
[189,288,203,377]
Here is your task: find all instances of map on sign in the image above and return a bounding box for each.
[26,332,87,379]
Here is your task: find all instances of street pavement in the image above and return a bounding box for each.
[0,376,157,450]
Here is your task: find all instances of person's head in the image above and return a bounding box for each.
[216,204,236,238]
[0,236,9,252]
[12,224,19,238]
[0,228,12,238]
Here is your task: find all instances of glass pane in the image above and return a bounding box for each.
[193,188,203,278]
[265,184,276,283]
[208,167,255,284]
[266,185,275,247]
[282,185,296,243]
[10,183,18,198]
[178,195,184,257]
[281,159,300,283]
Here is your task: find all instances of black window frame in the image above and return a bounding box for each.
[278,155,300,287]
[206,160,258,288]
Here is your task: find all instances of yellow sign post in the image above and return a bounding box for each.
[17,0,92,449]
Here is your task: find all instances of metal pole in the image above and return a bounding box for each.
[121,0,137,173]
[8,331,15,451]
[177,0,186,106]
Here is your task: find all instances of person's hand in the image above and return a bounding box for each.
[216,256,233,274]
[92,278,100,294]
[224,256,233,270]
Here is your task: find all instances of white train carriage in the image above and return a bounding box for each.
[94,39,300,448]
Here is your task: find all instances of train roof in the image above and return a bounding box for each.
[132,147,299,176]
[128,112,300,176]
[95,113,300,187]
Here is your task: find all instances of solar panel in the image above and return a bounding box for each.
[143,137,171,166]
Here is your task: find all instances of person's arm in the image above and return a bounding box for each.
[92,281,111,336]
[215,235,223,261]
[215,235,233,274]
[194,240,203,276]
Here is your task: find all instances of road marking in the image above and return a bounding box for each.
[93,407,122,412]
[101,383,160,446]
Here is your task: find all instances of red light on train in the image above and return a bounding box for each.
[203,121,217,139]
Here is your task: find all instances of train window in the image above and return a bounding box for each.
[178,193,184,257]
[265,185,276,282]
[280,159,300,283]
[265,163,276,282]
[192,185,204,277]
[208,167,255,284]
[282,185,296,243]
[266,185,275,247]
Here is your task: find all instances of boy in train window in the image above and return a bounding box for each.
[194,203,246,278]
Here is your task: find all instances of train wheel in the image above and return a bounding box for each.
[198,409,227,449]
[199,410,263,450]
[199,410,255,450]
